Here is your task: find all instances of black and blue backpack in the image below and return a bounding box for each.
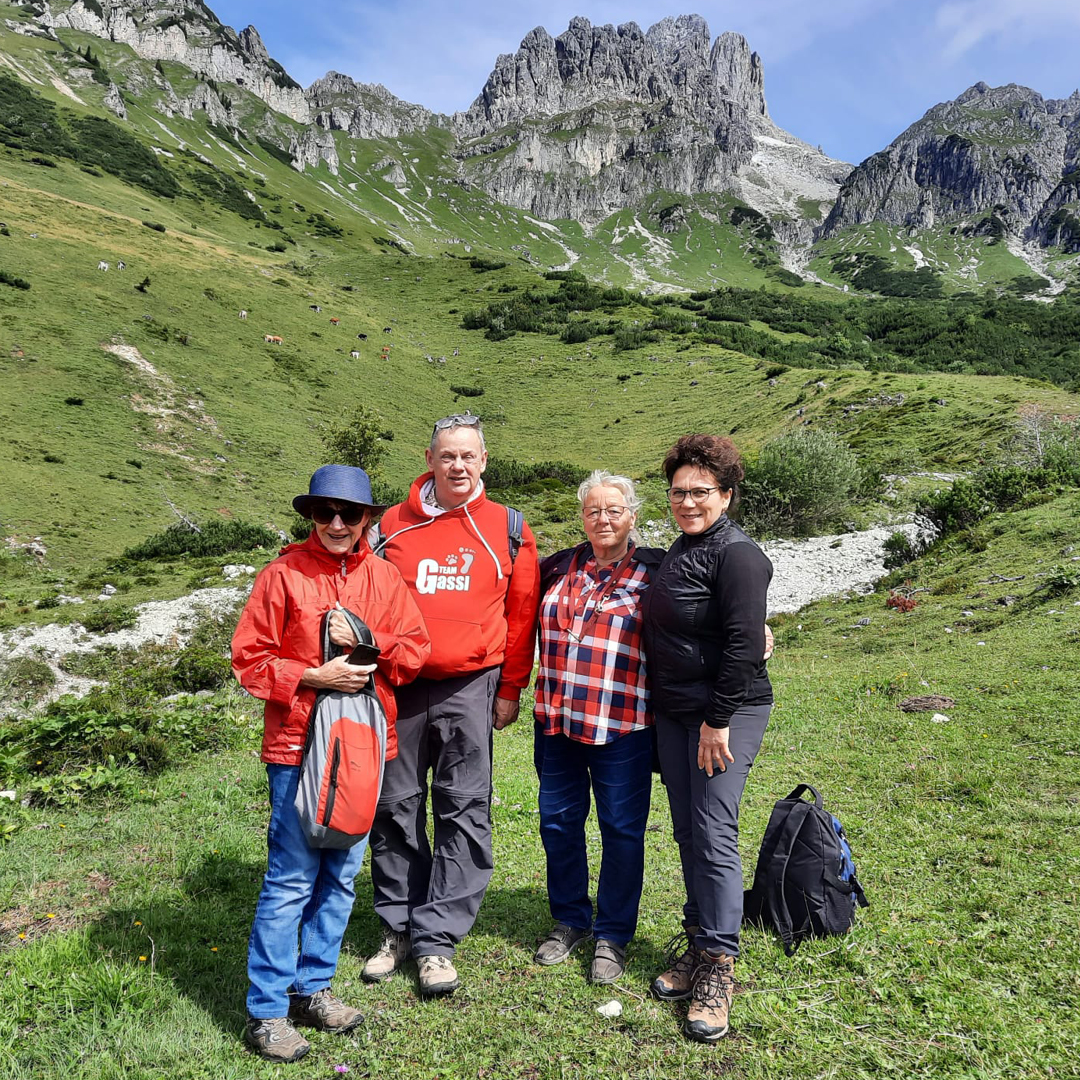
[743,784,869,955]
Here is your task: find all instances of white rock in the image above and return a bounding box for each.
[100,584,117,597]
[930,713,951,724]
[0,790,15,801]
[596,1000,622,1018]
[222,564,256,580]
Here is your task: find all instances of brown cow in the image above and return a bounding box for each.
[264,334,283,345]
[329,317,340,326]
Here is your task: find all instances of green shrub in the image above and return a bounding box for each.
[483,458,587,491]
[82,604,137,633]
[883,530,920,569]
[172,644,232,692]
[449,385,484,398]
[0,269,31,290]
[1,656,55,695]
[321,405,391,476]
[741,429,863,537]
[142,221,166,232]
[1041,565,1080,596]
[123,519,278,561]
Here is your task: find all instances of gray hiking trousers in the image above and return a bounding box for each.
[655,703,772,958]
[369,668,499,957]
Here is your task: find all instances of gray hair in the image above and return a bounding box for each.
[577,469,642,514]
[429,412,486,453]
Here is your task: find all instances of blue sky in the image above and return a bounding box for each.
[206,0,1080,165]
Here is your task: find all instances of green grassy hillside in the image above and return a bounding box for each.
[1,13,1079,587]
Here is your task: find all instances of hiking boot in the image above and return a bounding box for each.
[534,923,591,966]
[650,927,700,1001]
[417,954,460,996]
[590,939,626,984]
[684,952,735,1042]
[288,987,363,1034]
[362,927,410,983]
[244,1016,311,1063]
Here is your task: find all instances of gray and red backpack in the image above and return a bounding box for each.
[294,608,387,849]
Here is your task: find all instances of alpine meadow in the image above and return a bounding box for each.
[0,2,1078,1078]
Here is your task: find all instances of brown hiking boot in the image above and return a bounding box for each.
[535,923,591,965]
[684,952,735,1042]
[288,987,363,1033]
[650,927,700,1001]
[244,1016,311,1063]
[362,927,410,983]
[417,954,460,996]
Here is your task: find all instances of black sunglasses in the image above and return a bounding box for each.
[309,501,367,526]
[432,412,482,438]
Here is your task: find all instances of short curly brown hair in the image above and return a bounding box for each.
[662,434,744,491]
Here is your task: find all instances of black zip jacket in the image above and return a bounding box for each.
[642,515,772,728]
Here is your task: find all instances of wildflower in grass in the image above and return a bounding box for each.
[334,1067,350,1075]
[138,955,147,962]
[210,946,218,952]
[134,920,142,926]
[17,933,26,940]
[45,913,56,919]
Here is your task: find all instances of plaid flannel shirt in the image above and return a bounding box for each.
[533,553,653,744]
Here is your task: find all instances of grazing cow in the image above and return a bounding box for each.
[97,261,109,271]
[383,327,392,334]
[116,260,126,271]
[264,334,283,345]
[329,317,340,326]
[350,350,360,359]
[239,309,248,319]
[309,305,322,313]
[356,333,367,341]
[452,348,460,356]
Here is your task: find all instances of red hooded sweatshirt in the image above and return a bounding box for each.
[379,473,540,701]
[232,530,431,765]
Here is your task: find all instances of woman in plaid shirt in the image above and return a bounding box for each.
[531,470,665,985]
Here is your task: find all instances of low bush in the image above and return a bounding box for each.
[883,530,920,569]
[81,604,137,633]
[483,458,588,491]
[122,519,278,561]
[142,221,166,233]
[0,269,31,290]
[741,429,864,537]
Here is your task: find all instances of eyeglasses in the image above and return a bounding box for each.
[667,486,721,503]
[432,413,482,437]
[310,501,367,526]
[583,507,629,522]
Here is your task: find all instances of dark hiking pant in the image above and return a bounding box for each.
[369,668,499,958]
[655,703,772,958]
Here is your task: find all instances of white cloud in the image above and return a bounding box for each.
[935,0,1080,60]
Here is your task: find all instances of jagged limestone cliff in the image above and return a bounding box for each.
[820,82,1080,249]
[452,15,847,229]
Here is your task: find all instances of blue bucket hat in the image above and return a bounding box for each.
[293,464,389,519]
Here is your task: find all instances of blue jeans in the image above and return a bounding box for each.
[247,764,369,1019]
[533,724,654,945]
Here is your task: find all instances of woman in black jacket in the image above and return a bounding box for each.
[643,434,773,1044]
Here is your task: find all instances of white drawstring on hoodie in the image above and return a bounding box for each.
[373,478,504,580]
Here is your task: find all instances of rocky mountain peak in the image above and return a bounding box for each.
[820,81,1080,248]
[457,14,767,138]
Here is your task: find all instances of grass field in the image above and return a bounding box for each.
[1,490,1078,1079]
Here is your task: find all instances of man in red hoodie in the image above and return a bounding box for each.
[365,413,540,995]
[232,465,430,1062]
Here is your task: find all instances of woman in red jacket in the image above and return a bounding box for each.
[232,465,430,1063]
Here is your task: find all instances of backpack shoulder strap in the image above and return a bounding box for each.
[765,799,815,956]
[506,506,523,567]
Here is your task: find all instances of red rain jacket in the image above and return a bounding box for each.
[232,530,431,765]
[379,474,540,701]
